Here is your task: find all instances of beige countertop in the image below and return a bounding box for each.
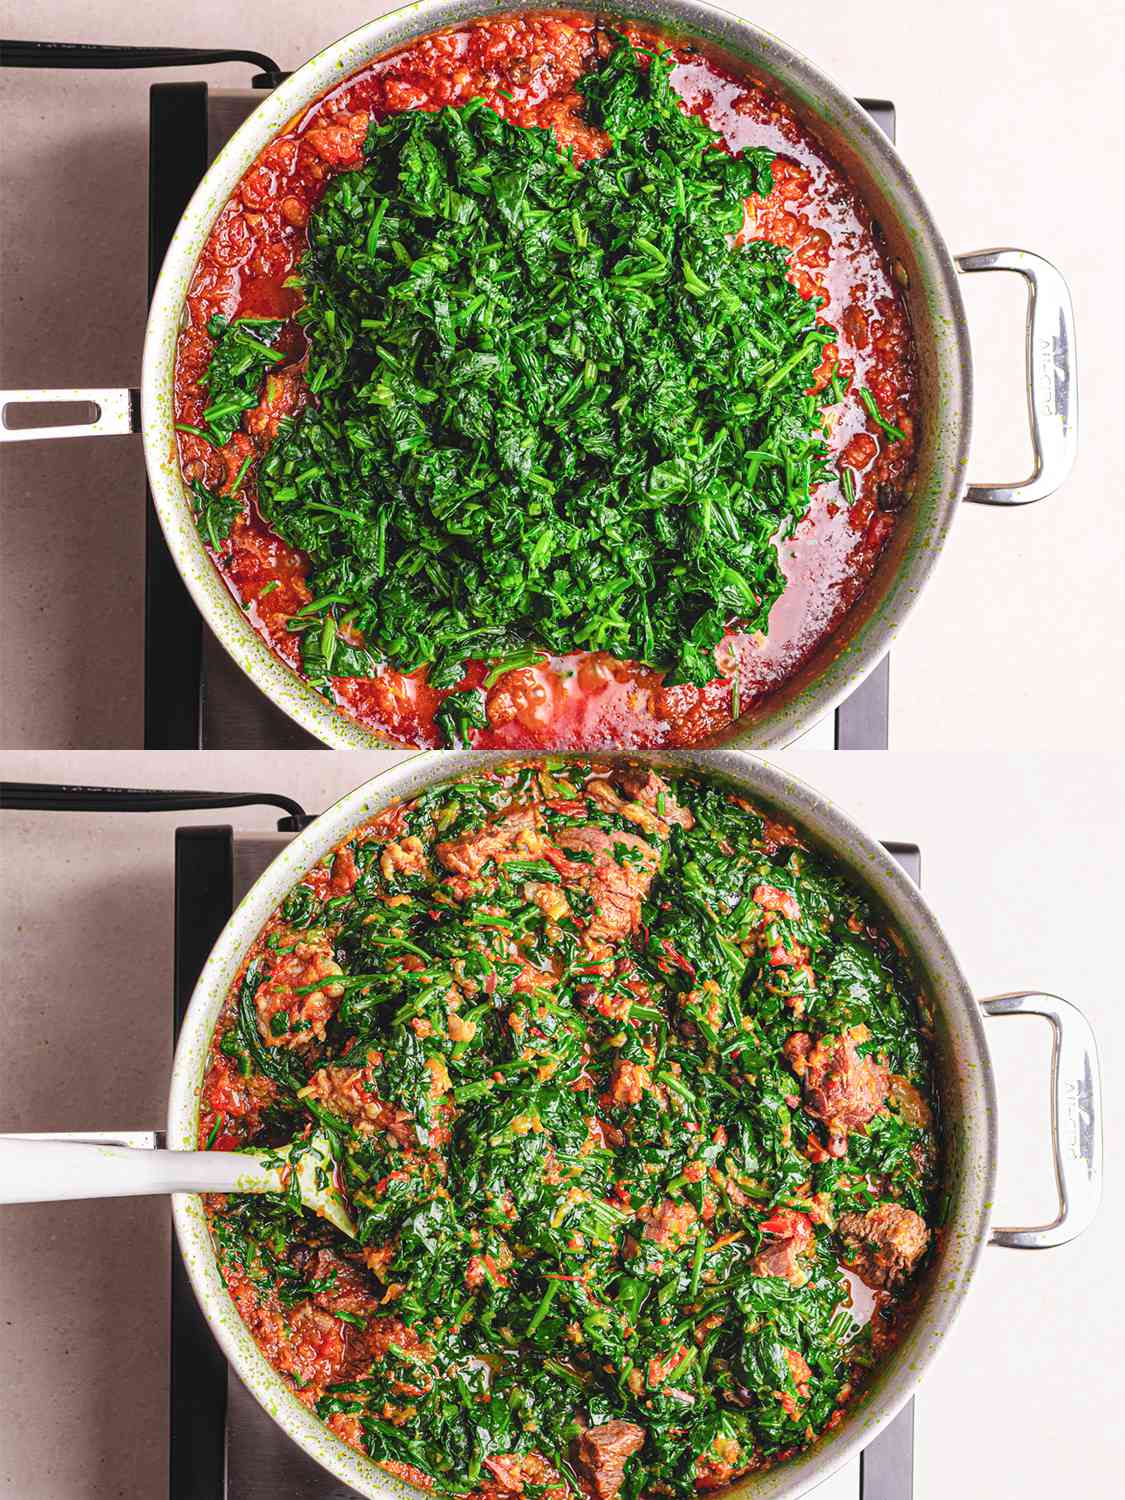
[1,749,1122,1497]
[2,0,1124,748]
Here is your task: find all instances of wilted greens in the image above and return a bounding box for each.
[204,763,939,1495]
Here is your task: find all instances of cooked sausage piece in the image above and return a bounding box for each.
[303,1059,416,1147]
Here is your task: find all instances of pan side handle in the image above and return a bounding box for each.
[0,388,140,442]
[956,249,1077,505]
[981,992,1102,1248]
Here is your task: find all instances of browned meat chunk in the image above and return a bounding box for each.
[586,769,693,839]
[290,1245,377,1321]
[613,767,694,830]
[752,883,801,921]
[838,1203,930,1287]
[576,1420,646,1500]
[244,365,307,446]
[435,806,541,878]
[233,1245,380,1395]
[752,1209,815,1285]
[253,932,344,1049]
[784,1028,887,1156]
[553,825,657,953]
[586,780,662,836]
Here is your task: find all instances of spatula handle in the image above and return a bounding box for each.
[0,1135,278,1204]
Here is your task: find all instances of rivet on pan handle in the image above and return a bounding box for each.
[0,388,141,442]
[956,249,1078,505]
[982,991,1102,1248]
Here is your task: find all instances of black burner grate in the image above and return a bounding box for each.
[145,87,895,752]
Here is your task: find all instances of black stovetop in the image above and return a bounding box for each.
[144,86,894,753]
[172,819,920,1500]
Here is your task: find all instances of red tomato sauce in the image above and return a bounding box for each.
[173,10,918,748]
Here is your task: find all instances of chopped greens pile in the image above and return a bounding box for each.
[255,38,837,689]
[204,763,939,1497]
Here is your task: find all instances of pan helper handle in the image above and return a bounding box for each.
[981,992,1102,1248]
[957,249,1077,504]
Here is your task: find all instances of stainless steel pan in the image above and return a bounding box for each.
[0,750,1103,1498]
[0,2,1078,748]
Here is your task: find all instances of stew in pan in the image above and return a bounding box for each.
[200,761,940,1493]
[174,12,917,747]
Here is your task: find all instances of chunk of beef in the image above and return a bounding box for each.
[553,825,657,954]
[584,779,659,833]
[576,1420,646,1500]
[261,1246,380,1392]
[586,771,692,839]
[838,1202,930,1288]
[435,806,541,878]
[244,365,307,446]
[784,1028,887,1156]
[752,1209,815,1285]
[289,1245,379,1320]
[613,767,694,830]
[202,1048,275,1145]
[276,1302,348,1391]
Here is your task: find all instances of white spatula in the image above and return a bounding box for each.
[0,1129,356,1237]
